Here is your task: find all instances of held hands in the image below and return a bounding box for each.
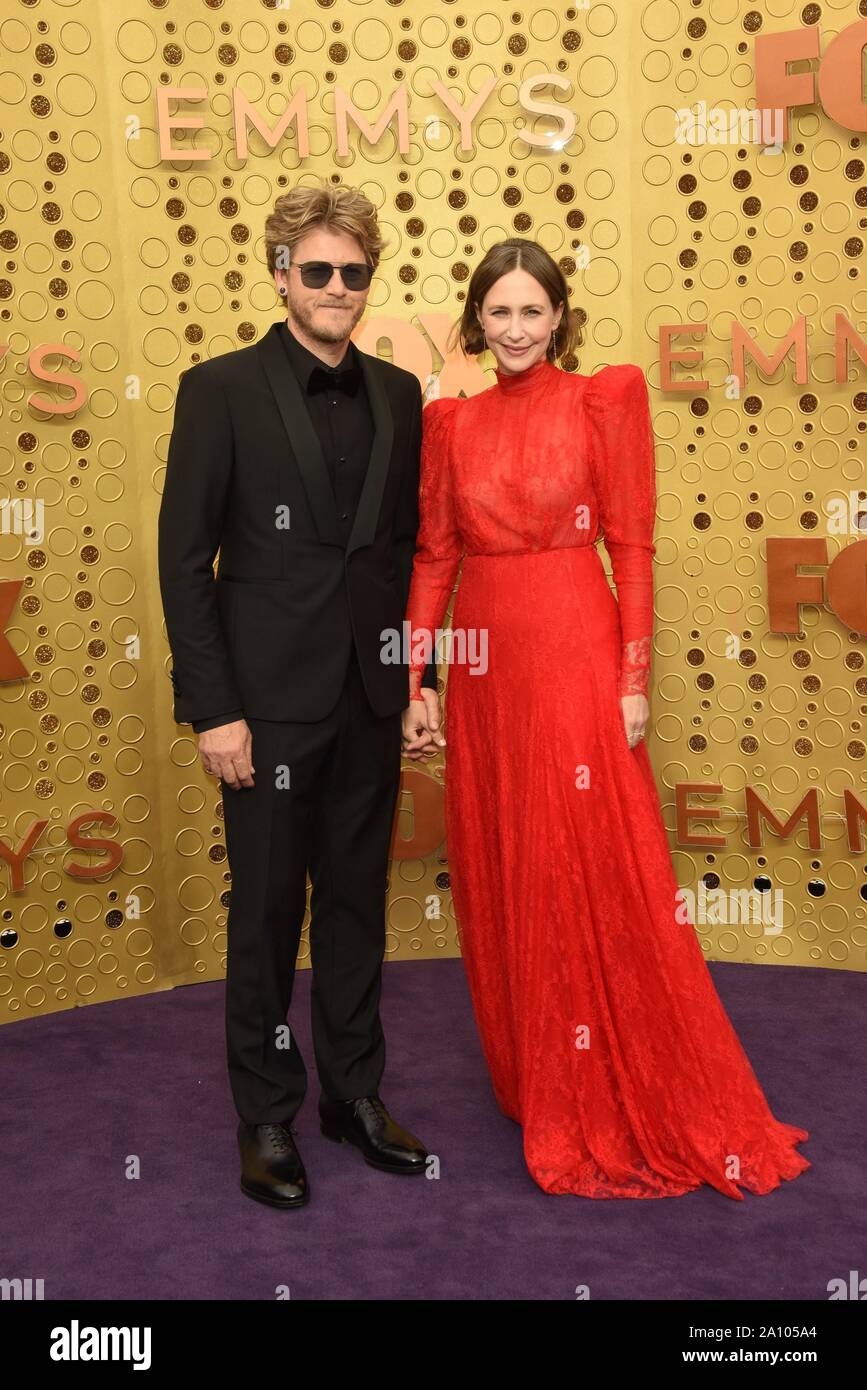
[197,694,641,777]
[622,693,649,750]
[401,688,446,760]
[198,718,255,790]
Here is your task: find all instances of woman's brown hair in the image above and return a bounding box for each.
[449,238,585,367]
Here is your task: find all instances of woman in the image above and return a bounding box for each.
[401,238,810,1200]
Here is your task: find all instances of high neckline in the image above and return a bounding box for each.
[494,354,558,394]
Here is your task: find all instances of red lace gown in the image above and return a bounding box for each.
[404,355,810,1199]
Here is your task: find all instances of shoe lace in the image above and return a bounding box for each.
[262,1123,294,1153]
[357,1096,388,1125]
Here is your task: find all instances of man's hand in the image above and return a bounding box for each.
[402,689,446,761]
[198,718,255,789]
[621,693,649,750]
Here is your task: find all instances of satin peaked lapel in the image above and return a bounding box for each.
[255,321,395,555]
[257,322,341,547]
[347,346,394,558]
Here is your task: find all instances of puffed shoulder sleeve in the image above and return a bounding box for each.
[404,395,463,703]
[585,364,657,701]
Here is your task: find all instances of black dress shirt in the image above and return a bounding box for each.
[191,322,428,733]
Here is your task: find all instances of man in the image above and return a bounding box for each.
[157,182,443,1210]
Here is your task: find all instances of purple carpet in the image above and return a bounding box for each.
[2,957,862,1301]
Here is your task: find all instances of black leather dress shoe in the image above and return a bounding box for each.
[319,1094,427,1174]
[237,1121,309,1209]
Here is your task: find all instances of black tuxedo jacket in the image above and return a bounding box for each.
[157,320,437,725]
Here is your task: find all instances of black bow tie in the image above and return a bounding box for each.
[308,364,362,397]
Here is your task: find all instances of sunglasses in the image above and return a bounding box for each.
[289,260,373,290]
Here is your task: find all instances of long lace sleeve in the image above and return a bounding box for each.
[405,395,463,702]
[585,364,657,701]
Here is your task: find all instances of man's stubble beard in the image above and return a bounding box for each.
[288,295,366,347]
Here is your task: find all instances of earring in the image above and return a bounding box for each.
[279,287,286,297]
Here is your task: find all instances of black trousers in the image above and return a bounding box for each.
[221,644,403,1124]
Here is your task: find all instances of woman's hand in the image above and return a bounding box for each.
[402,689,446,760]
[621,693,649,750]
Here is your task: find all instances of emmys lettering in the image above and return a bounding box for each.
[0,814,123,892]
[154,75,576,162]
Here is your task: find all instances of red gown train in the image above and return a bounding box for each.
[404,354,810,1199]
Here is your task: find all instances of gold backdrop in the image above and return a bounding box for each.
[2,0,866,1024]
